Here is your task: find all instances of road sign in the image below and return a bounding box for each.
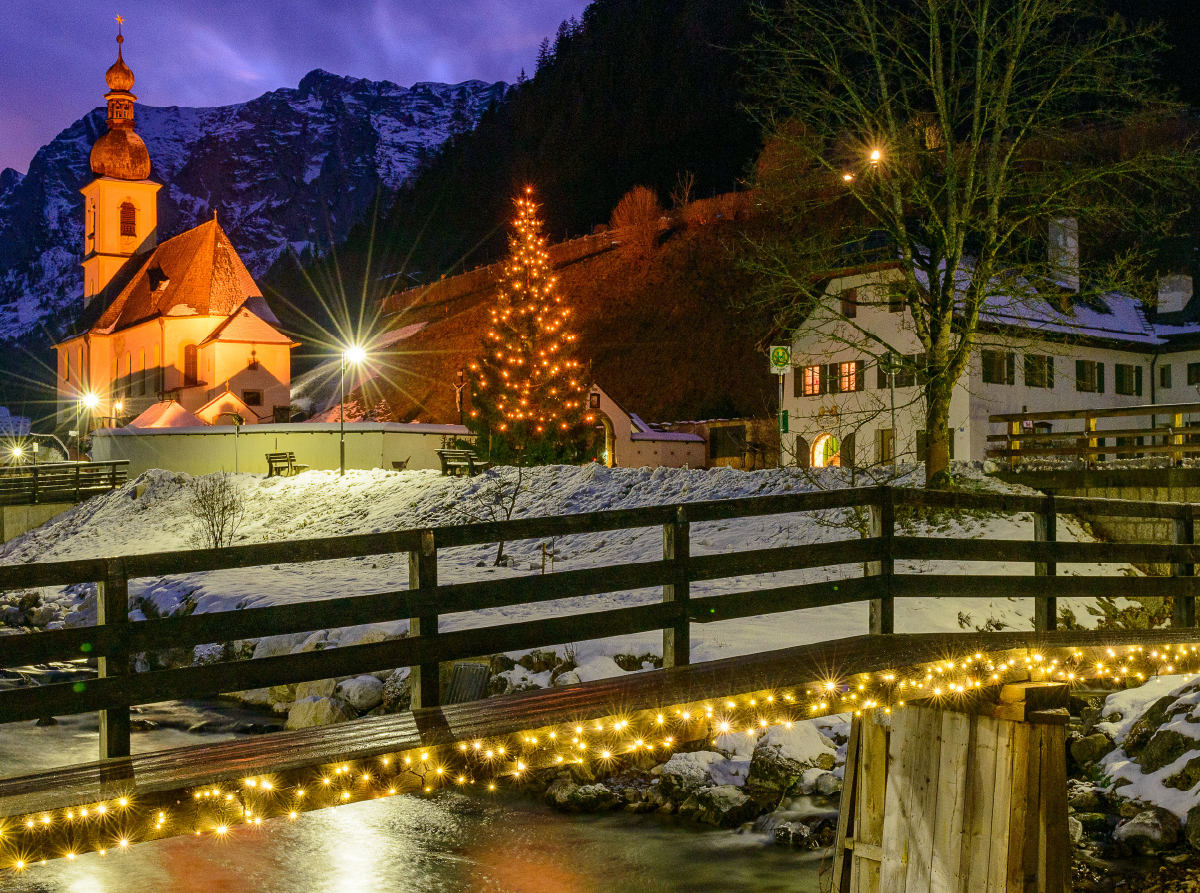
[770,345,792,375]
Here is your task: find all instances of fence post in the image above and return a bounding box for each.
[98,557,130,760]
[408,530,440,709]
[1085,416,1098,468]
[1174,412,1185,468]
[663,506,690,668]
[868,487,894,635]
[1034,494,1057,632]
[1173,505,1195,628]
[74,462,80,504]
[31,465,39,505]
[1008,422,1020,471]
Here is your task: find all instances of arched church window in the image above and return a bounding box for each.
[120,202,136,237]
[182,344,198,387]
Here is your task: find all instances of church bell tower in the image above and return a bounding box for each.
[80,19,160,305]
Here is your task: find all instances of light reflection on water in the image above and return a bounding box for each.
[5,792,824,893]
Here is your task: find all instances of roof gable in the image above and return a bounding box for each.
[201,303,295,346]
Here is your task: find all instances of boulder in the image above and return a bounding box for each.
[252,634,310,660]
[381,669,411,713]
[268,683,297,705]
[1068,784,1106,813]
[335,675,384,712]
[295,678,337,701]
[1186,804,1200,850]
[285,696,355,730]
[1124,696,1183,760]
[1165,755,1200,791]
[544,778,620,812]
[660,752,728,800]
[746,723,838,803]
[1076,812,1110,835]
[1139,729,1200,774]
[1070,733,1115,767]
[233,687,272,707]
[816,772,843,796]
[773,821,813,848]
[693,785,762,828]
[1068,816,1084,845]
[1114,807,1181,855]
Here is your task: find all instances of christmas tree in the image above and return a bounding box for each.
[469,187,591,459]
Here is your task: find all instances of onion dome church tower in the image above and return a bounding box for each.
[80,19,160,305]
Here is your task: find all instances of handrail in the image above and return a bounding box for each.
[989,402,1200,423]
[1,484,1196,763]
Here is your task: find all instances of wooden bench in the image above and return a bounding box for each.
[265,452,308,477]
[435,448,490,477]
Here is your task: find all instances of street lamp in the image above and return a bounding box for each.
[78,391,100,461]
[340,344,368,476]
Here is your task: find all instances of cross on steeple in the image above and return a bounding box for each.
[116,15,124,43]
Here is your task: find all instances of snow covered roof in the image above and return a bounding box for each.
[100,420,470,436]
[628,412,705,442]
[125,401,208,429]
[200,302,297,346]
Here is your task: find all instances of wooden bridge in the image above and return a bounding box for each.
[2,484,1200,871]
[0,460,129,506]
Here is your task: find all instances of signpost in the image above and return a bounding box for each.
[770,346,791,461]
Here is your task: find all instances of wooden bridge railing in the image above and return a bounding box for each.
[988,402,1200,468]
[1,485,1197,762]
[0,460,129,506]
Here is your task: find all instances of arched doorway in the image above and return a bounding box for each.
[596,412,615,467]
[811,432,841,468]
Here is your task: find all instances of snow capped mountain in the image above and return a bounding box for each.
[0,69,507,342]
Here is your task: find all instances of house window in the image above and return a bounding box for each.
[1114,363,1142,397]
[1075,360,1104,393]
[62,349,69,381]
[801,365,823,396]
[120,202,136,237]
[1160,365,1172,389]
[982,350,1015,385]
[888,292,904,313]
[243,390,263,407]
[137,349,146,397]
[710,426,746,459]
[840,288,857,318]
[182,344,198,387]
[837,360,863,393]
[876,428,894,464]
[1024,354,1054,389]
[1188,363,1200,386]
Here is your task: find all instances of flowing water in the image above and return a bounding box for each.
[2,707,825,893]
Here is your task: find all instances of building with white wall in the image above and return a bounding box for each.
[783,238,1199,468]
[588,386,706,469]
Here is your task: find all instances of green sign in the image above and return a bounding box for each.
[779,410,789,433]
[769,345,792,375]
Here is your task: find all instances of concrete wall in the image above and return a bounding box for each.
[91,422,471,477]
[1,503,74,544]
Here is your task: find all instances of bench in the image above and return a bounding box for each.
[435,448,490,477]
[265,452,308,477]
[391,457,411,471]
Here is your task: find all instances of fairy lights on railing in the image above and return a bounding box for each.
[4,641,1197,873]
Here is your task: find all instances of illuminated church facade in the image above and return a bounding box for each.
[55,31,296,432]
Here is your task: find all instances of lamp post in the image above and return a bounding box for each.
[340,345,367,476]
[78,391,100,461]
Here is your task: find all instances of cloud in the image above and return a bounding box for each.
[0,0,589,173]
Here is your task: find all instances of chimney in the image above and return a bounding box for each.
[1158,274,1193,315]
[1049,217,1079,292]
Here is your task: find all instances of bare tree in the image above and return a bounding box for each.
[454,465,529,566]
[748,0,1196,487]
[610,186,663,259]
[186,473,248,549]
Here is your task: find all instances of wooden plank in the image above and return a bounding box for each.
[869,490,895,635]
[689,576,879,624]
[890,535,1200,566]
[987,442,1200,458]
[985,719,1016,893]
[879,705,914,893]
[1039,725,1070,893]
[929,710,970,892]
[902,706,943,893]
[688,536,882,581]
[890,575,1200,601]
[1006,720,1042,892]
[833,714,863,893]
[897,487,1189,520]
[408,530,439,710]
[986,425,1180,442]
[1174,506,1196,629]
[97,558,130,761]
[989,401,1200,422]
[962,715,999,892]
[856,711,889,893]
[1034,496,1057,633]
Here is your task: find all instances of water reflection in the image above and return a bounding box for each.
[6,792,823,893]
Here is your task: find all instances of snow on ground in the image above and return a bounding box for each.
[0,462,1139,676]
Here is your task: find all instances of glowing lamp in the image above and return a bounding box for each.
[870,149,881,162]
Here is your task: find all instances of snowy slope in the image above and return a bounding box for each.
[0,463,1137,675]
[0,70,507,342]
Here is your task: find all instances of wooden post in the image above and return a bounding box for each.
[408,530,439,709]
[1085,416,1098,468]
[663,506,690,668]
[97,557,130,760]
[1008,421,1020,471]
[868,488,894,635]
[1174,412,1185,468]
[1173,505,1195,628]
[1035,494,1057,632]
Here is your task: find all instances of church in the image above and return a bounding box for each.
[55,31,296,434]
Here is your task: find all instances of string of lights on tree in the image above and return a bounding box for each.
[3,641,1197,873]
[468,186,592,452]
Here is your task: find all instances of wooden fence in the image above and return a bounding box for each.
[0,460,129,506]
[988,402,1200,467]
[1,485,1197,764]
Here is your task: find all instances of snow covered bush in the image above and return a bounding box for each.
[185,472,247,549]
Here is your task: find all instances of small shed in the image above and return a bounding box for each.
[588,385,705,469]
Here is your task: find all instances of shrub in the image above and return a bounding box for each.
[185,472,248,549]
[610,186,663,258]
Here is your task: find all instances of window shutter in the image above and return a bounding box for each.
[1047,356,1054,388]
[1135,366,1143,397]
[796,435,810,468]
[877,361,888,389]
[793,369,801,399]
[1076,360,1086,391]
[818,366,827,396]
[826,363,839,394]
[1097,363,1104,393]
[855,360,864,392]
[1006,353,1015,385]
[843,431,856,469]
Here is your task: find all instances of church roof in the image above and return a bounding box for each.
[201,302,297,346]
[72,218,265,337]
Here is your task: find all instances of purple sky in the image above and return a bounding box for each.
[1,1,590,174]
